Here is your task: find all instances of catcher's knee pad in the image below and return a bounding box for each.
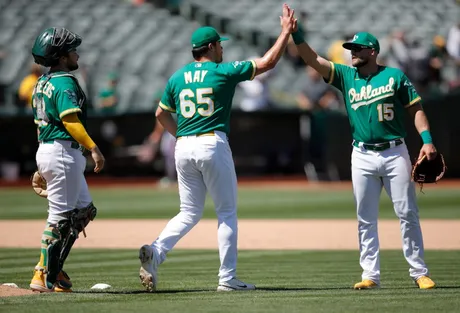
[40,220,75,284]
[72,202,97,234]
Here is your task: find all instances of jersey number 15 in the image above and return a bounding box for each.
[179,88,214,118]
[377,103,394,122]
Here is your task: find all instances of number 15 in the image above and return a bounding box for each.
[377,103,394,122]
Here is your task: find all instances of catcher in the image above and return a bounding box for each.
[29,27,105,293]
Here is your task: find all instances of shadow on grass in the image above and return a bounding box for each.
[72,285,460,294]
[73,289,213,295]
[434,286,460,289]
[257,286,352,292]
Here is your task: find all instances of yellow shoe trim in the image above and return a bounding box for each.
[54,286,72,293]
[30,270,54,292]
[416,276,436,289]
[354,279,379,289]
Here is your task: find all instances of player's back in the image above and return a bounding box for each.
[159,60,255,137]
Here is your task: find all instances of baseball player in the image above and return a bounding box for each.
[138,100,178,187]
[138,4,297,292]
[291,28,437,289]
[29,27,105,292]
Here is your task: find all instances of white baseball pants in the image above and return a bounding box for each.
[36,140,93,224]
[352,142,429,284]
[152,130,238,282]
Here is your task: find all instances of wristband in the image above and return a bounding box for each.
[420,130,433,144]
[292,31,305,45]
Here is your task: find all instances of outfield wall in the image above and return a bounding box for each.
[1,90,459,179]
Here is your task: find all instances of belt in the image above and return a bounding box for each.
[352,139,403,151]
[177,131,215,140]
[41,139,85,152]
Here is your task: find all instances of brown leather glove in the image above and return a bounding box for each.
[31,171,48,198]
[412,154,447,189]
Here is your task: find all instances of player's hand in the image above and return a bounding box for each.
[417,144,437,163]
[90,146,105,173]
[137,141,159,163]
[279,3,296,34]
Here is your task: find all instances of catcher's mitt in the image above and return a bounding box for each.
[412,154,447,188]
[31,171,48,198]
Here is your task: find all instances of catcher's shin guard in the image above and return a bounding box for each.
[56,203,97,275]
[58,223,78,270]
[35,221,75,287]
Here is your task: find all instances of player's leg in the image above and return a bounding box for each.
[140,137,206,291]
[352,147,383,288]
[198,132,255,291]
[380,144,432,286]
[53,169,97,292]
[160,132,177,185]
[152,146,206,261]
[31,142,84,292]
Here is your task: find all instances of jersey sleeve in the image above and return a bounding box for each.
[397,73,421,108]
[158,80,176,112]
[54,78,82,119]
[221,60,257,83]
[325,62,350,92]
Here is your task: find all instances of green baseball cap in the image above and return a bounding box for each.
[191,26,229,48]
[342,32,380,53]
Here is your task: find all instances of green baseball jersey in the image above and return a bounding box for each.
[32,72,87,142]
[327,62,421,143]
[159,60,256,137]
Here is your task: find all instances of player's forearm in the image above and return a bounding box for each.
[148,121,165,144]
[410,103,433,144]
[291,31,331,79]
[62,114,97,150]
[155,107,177,137]
[254,30,291,75]
[414,110,430,133]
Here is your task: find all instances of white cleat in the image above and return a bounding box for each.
[217,278,256,292]
[139,244,158,292]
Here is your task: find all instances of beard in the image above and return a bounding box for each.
[68,62,79,71]
[352,58,368,68]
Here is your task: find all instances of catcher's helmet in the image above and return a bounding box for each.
[32,27,82,67]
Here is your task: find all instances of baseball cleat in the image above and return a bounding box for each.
[353,279,380,290]
[30,270,54,293]
[415,276,436,289]
[139,244,158,292]
[54,270,73,292]
[217,278,256,291]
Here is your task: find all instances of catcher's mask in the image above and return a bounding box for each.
[32,27,82,67]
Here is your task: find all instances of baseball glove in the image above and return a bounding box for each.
[412,154,447,188]
[31,171,48,198]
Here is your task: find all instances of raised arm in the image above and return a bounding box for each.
[291,28,332,80]
[253,4,296,76]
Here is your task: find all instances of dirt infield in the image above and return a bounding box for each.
[1,219,459,250]
[0,286,36,297]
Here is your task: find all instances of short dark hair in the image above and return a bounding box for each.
[192,41,216,60]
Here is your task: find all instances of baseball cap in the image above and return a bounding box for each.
[191,26,229,48]
[342,32,380,53]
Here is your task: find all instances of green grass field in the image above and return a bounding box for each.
[0,249,459,313]
[1,186,460,219]
[1,185,459,312]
